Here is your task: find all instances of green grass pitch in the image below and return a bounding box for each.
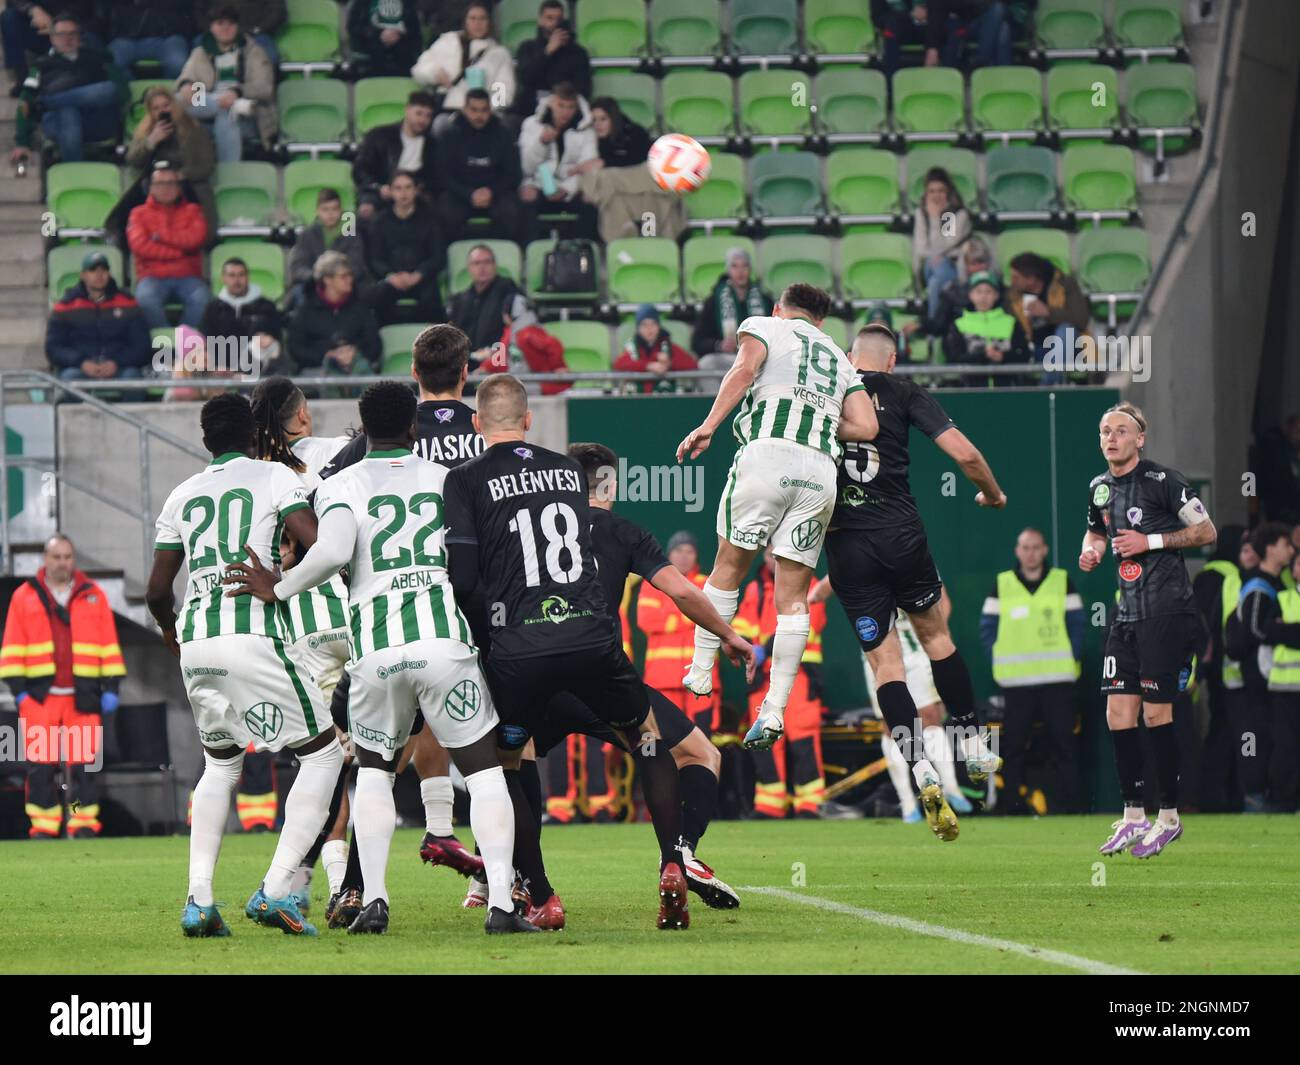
[3,816,1297,974]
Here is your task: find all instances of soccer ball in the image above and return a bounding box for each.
[647,133,712,194]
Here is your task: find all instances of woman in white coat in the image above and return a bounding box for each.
[411,1,515,118]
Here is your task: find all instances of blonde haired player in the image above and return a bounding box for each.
[676,283,880,751]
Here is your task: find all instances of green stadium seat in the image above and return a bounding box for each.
[124,79,171,129]
[739,71,815,143]
[354,78,418,135]
[525,238,601,302]
[682,235,758,302]
[605,237,681,305]
[1113,0,1184,51]
[278,78,350,150]
[970,67,1045,139]
[997,228,1072,275]
[284,159,355,222]
[548,321,612,389]
[379,324,431,372]
[498,0,545,52]
[1047,64,1120,139]
[730,0,798,58]
[1033,0,1106,53]
[892,68,966,139]
[985,146,1058,218]
[212,162,279,234]
[804,0,876,59]
[445,239,522,294]
[1126,63,1199,161]
[651,0,724,62]
[1076,227,1150,292]
[815,69,888,143]
[592,72,657,131]
[577,0,646,61]
[757,235,834,296]
[47,244,125,302]
[46,163,120,235]
[662,71,735,142]
[839,233,915,305]
[749,151,823,222]
[210,242,286,301]
[818,317,851,350]
[1062,145,1138,216]
[615,316,693,353]
[685,152,747,226]
[276,0,342,66]
[826,149,901,223]
[905,147,978,210]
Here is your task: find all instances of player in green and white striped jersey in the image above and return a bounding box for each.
[675,283,880,752]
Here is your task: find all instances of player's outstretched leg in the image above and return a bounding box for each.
[628,721,690,929]
[1131,703,1183,859]
[1099,695,1153,855]
[414,729,485,877]
[184,747,243,935]
[686,540,750,696]
[671,719,739,909]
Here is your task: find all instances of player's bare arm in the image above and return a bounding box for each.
[1112,519,1217,559]
[676,334,767,462]
[145,548,184,658]
[649,565,757,681]
[837,387,879,442]
[933,426,1006,506]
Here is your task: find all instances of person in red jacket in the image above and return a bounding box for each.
[126,161,210,329]
[480,294,571,395]
[614,304,698,394]
[0,534,126,837]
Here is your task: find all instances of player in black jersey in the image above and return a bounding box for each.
[444,376,755,930]
[824,324,1007,841]
[1082,402,1216,859]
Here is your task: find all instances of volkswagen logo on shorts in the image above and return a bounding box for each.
[445,680,481,721]
[792,519,823,551]
[244,702,284,742]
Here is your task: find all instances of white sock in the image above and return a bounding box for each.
[691,581,739,673]
[289,864,312,895]
[763,613,811,722]
[464,766,515,914]
[353,767,397,906]
[321,839,348,896]
[262,740,344,899]
[1124,805,1147,823]
[882,736,917,817]
[911,757,938,791]
[960,725,994,762]
[924,725,960,796]
[420,775,454,837]
[189,750,244,907]
[1157,807,1179,827]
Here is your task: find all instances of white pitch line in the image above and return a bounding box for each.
[739,886,1144,975]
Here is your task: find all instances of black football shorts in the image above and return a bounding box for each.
[531,683,696,757]
[1102,612,1201,702]
[825,523,944,651]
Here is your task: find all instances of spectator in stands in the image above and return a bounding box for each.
[519,81,598,239]
[578,159,686,244]
[583,96,651,173]
[943,1,1014,69]
[199,256,282,357]
[352,90,439,220]
[2,3,106,96]
[512,0,591,117]
[10,12,124,165]
[872,0,945,74]
[434,88,526,243]
[942,270,1031,382]
[347,0,421,78]
[691,247,773,357]
[448,244,523,365]
[902,233,995,344]
[178,5,277,163]
[364,169,445,326]
[616,305,698,393]
[288,251,381,375]
[127,162,210,329]
[107,1,194,80]
[288,188,369,304]
[481,291,571,395]
[913,166,972,326]
[1007,250,1091,375]
[190,2,285,64]
[45,251,151,382]
[412,1,515,125]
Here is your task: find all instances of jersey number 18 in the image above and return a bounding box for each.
[509,502,583,586]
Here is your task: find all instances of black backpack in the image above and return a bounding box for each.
[542,240,595,293]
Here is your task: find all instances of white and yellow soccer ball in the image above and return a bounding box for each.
[647,133,712,194]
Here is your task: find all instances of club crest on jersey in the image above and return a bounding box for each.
[1092,483,1111,506]
[1119,560,1143,582]
[435,407,454,423]
[514,447,534,460]
[1127,507,1143,525]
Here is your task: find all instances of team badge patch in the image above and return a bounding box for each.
[855,616,879,643]
[514,447,534,460]
[1092,483,1111,506]
[1126,507,1143,525]
[435,407,454,423]
[1119,560,1143,582]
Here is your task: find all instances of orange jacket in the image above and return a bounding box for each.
[735,569,826,714]
[127,194,208,279]
[635,566,720,695]
[0,570,125,709]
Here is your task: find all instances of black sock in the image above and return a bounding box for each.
[1147,722,1180,810]
[633,743,685,867]
[1111,727,1146,809]
[930,651,981,733]
[876,680,922,767]
[341,826,363,894]
[504,768,552,903]
[519,758,544,826]
[678,763,718,851]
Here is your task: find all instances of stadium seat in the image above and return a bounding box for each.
[1076,227,1150,292]
[985,146,1058,218]
[749,151,823,222]
[685,152,747,226]
[354,78,418,135]
[525,238,601,302]
[662,71,735,142]
[1033,0,1106,54]
[592,72,657,131]
[650,0,724,63]
[547,321,612,389]
[757,235,834,295]
[212,162,279,234]
[278,78,350,151]
[904,147,978,210]
[125,79,170,130]
[738,71,816,144]
[1113,0,1184,51]
[445,239,522,294]
[46,163,120,235]
[47,244,125,302]
[729,0,798,58]
[996,228,1072,275]
[1047,65,1120,139]
[970,67,1045,139]
[1126,63,1199,160]
[1062,145,1138,216]
[815,69,888,143]
[577,0,646,61]
[682,234,758,302]
[284,159,355,222]
[826,149,901,223]
[819,316,852,350]
[804,0,876,59]
[891,68,966,139]
[210,242,286,301]
[615,316,693,353]
[498,0,543,52]
[379,324,431,373]
[839,233,915,305]
[276,0,341,66]
[605,237,681,305]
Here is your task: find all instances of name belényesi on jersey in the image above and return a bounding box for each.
[444,441,614,660]
[313,449,472,660]
[1086,458,1209,621]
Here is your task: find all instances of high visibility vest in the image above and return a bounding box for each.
[1267,587,1300,692]
[954,307,1016,342]
[991,568,1080,687]
[1202,560,1243,689]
